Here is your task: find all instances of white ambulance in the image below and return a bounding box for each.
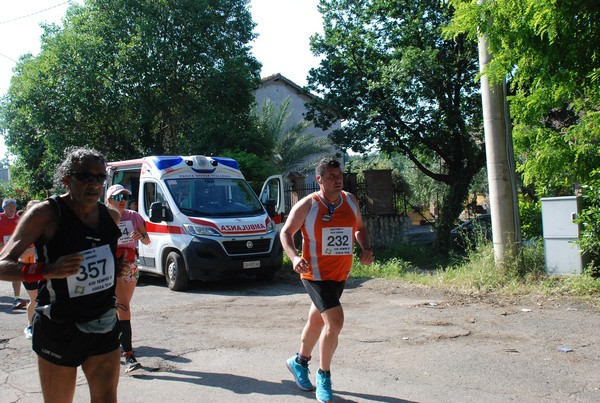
[106,155,284,291]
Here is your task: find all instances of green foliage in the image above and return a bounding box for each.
[224,149,277,193]
[1,0,262,194]
[518,195,542,240]
[348,239,600,300]
[252,98,333,177]
[447,0,599,275]
[307,0,486,255]
[289,238,600,299]
[433,240,547,295]
[345,153,413,197]
[514,112,600,197]
[447,0,600,198]
[542,273,600,298]
[351,256,413,279]
[350,242,438,279]
[577,170,600,270]
[0,181,44,211]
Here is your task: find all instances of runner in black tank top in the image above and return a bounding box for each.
[0,147,126,402]
[35,195,121,322]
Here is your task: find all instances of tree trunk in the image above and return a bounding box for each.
[435,175,473,256]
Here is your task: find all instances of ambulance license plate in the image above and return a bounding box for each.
[243,261,260,269]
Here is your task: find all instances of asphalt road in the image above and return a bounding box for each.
[1,275,599,402]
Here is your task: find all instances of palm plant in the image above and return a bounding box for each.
[254,97,333,177]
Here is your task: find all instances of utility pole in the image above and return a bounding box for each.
[478,0,521,266]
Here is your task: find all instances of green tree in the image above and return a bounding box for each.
[254,98,333,177]
[306,0,485,254]
[446,0,600,196]
[578,170,600,271]
[224,149,275,194]
[0,0,262,194]
[447,0,600,265]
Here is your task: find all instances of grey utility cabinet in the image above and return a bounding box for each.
[541,196,589,275]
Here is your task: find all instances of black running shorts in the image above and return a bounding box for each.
[32,313,120,367]
[23,281,38,291]
[302,279,346,313]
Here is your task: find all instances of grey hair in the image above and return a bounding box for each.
[54,146,106,191]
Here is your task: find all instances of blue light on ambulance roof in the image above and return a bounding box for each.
[153,156,183,170]
[212,157,239,170]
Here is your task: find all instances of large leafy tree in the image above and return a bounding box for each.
[447,0,600,196]
[306,0,484,253]
[447,0,600,263]
[0,0,263,192]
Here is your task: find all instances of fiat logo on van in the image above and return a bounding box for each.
[246,241,254,249]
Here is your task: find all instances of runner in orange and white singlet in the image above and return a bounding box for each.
[281,157,374,403]
[299,191,359,282]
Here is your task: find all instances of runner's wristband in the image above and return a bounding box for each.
[22,262,45,282]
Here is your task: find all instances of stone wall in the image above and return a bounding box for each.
[363,169,395,214]
[364,214,412,248]
[361,169,411,247]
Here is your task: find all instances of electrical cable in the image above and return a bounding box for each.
[0,1,70,25]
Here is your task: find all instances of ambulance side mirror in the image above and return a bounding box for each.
[149,201,172,222]
[263,199,277,218]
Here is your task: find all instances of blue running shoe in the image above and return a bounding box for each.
[286,355,314,391]
[24,325,33,340]
[316,370,333,403]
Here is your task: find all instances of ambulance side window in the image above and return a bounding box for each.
[143,182,168,215]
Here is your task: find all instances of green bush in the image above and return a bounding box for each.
[578,169,600,272]
[519,195,542,240]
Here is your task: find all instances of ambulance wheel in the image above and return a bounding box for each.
[165,251,189,291]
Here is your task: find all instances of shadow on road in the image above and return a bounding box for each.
[137,271,390,297]
[136,344,192,364]
[0,296,29,315]
[137,274,306,298]
[337,389,418,403]
[128,367,412,402]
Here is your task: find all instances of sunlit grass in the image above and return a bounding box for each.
[349,238,600,301]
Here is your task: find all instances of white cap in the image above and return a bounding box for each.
[106,184,131,202]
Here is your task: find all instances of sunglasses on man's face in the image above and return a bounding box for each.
[70,172,107,184]
[112,194,131,202]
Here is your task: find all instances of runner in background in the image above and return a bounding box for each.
[20,200,42,339]
[106,184,151,372]
[0,198,26,309]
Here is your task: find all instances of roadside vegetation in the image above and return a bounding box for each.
[282,236,600,302]
[349,240,600,301]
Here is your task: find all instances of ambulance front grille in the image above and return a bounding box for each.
[223,239,271,255]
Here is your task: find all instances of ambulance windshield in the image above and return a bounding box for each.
[165,178,264,217]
